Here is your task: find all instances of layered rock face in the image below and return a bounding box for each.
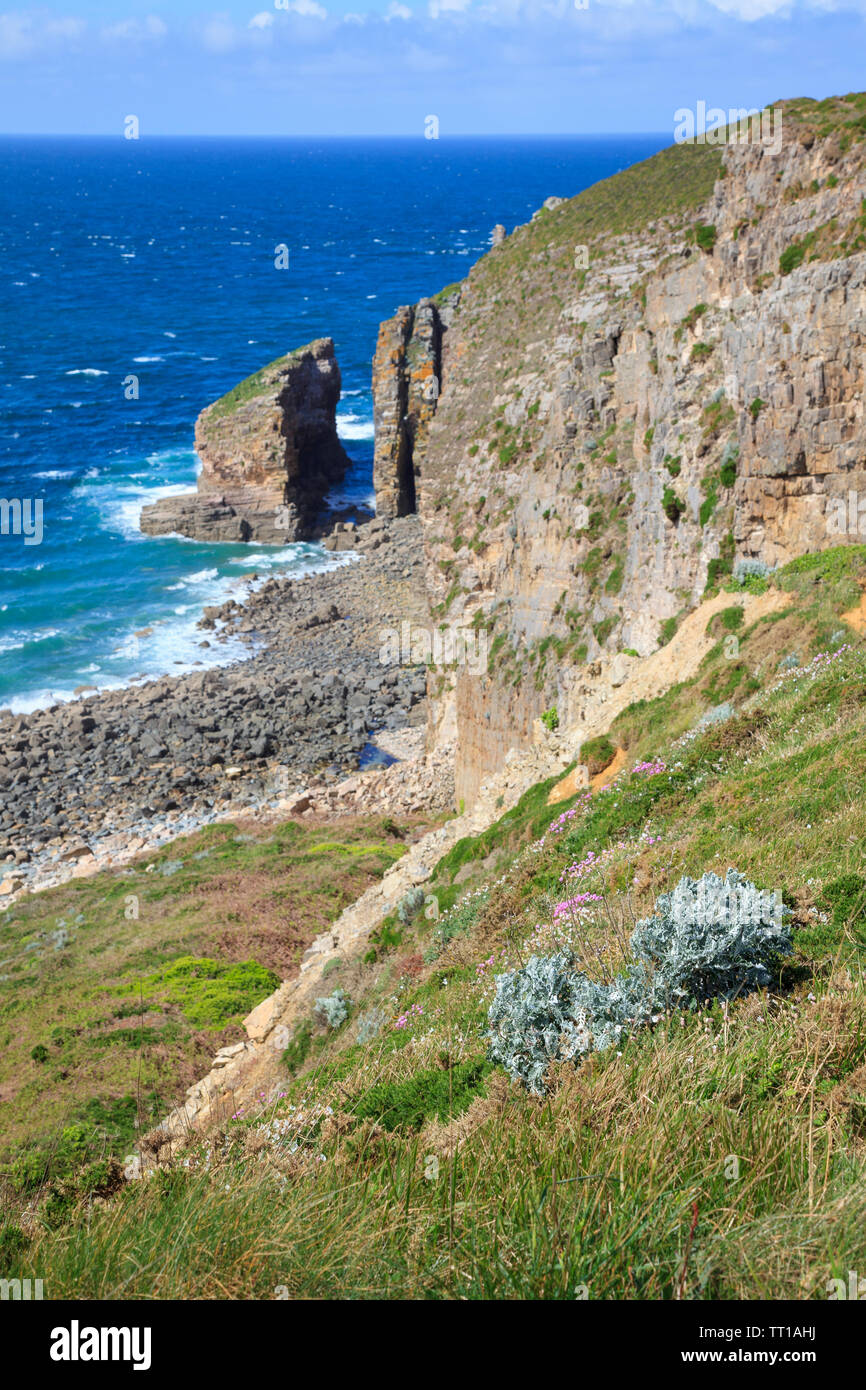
[372,292,459,518]
[400,100,866,807]
[141,338,349,543]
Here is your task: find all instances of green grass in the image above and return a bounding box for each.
[0,817,409,1162]
[205,348,306,420]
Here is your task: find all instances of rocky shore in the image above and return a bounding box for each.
[0,515,432,903]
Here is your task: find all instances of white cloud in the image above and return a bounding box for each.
[101,16,168,42]
[0,14,85,60]
[386,1,412,16]
[276,0,329,16]
[428,0,472,16]
[248,11,275,27]
[706,0,792,17]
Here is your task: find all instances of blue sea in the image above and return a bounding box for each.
[0,135,665,712]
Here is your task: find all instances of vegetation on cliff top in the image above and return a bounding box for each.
[206,343,313,421]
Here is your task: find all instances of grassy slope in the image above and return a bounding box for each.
[0,818,410,1168]
[5,548,865,1298]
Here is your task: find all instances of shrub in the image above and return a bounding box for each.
[541,707,559,732]
[630,868,792,1011]
[487,952,603,1093]
[719,451,737,489]
[356,1007,386,1044]
[662,486,685,523]
[354,1058,490,1131]
[694,222,717,252]
[397,887,426,925]
[733,557,772,583]
[314,988,350,1031]
[677,302,709,339]
[719,606,744,632]
[700,476,719,527]
[697,702,734,728]
[487,870,791,1092]
[780,242,807,275]
[579,734,616,776]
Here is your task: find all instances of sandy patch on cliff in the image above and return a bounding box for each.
[591,746,627,790]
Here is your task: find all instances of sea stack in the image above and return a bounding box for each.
[140,337,350,543]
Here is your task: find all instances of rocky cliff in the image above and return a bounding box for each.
[141,337,349,543]
[369,95,866,808]
[372,291,459,518]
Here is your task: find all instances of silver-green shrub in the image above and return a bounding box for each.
[697,702,734,729]
[487,869,791,1092]
[733,557,773,582]
[397,886,426,924]
[356,1006,386,1043]
[314,987,350,1030]
[630,868,792,1011]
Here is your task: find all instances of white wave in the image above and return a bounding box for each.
[33,469,74,480]
[227,543,359,579]
[166,568,219,591]
[0,628,59,655]
[77,480,198,541]
[65,368,107,377]
[337,412,374,441]
[133,356,164,363]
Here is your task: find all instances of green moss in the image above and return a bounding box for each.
[118,956,279,1030]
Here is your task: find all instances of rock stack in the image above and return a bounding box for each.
[140,337,350,544]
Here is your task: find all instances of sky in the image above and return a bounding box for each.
[0,0,864,135]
